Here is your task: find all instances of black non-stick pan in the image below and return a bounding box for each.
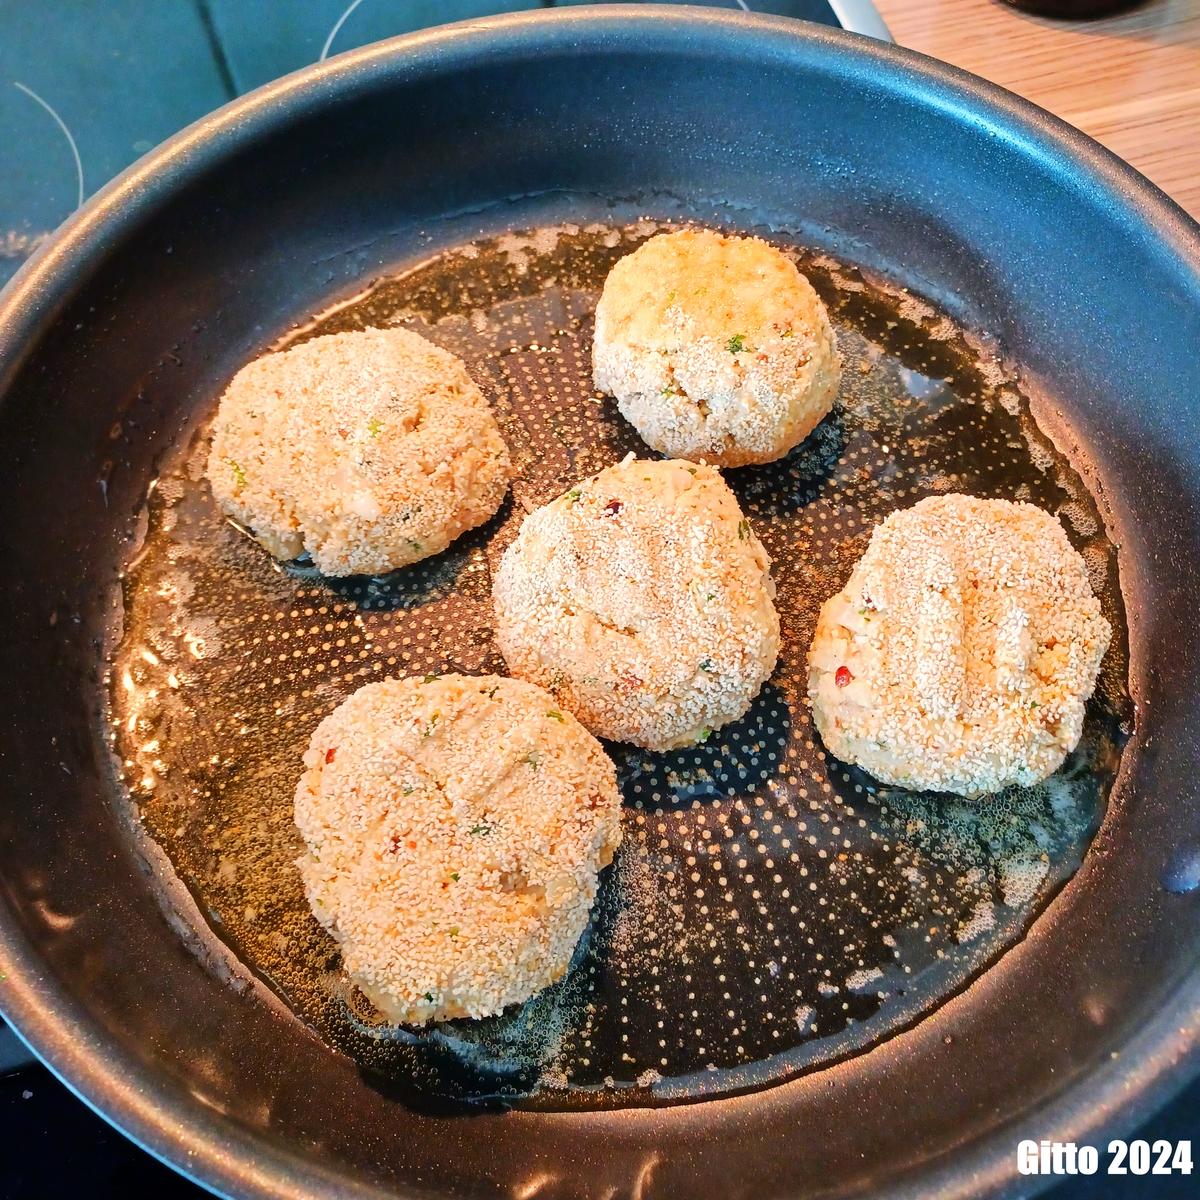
[1,8,1199,1199]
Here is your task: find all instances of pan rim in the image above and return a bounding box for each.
[1,7,1198,1199]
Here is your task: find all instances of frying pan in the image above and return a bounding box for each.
[1,6,1199,1198]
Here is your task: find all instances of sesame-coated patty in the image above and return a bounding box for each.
[207,327,511,577]
[293,674,623,1025]
[808,495,1111,797]
[493,457,780,751]
[592,228,841,467]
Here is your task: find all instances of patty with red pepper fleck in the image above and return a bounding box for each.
[808,494,1110,797]
[207,326,511,576]
[294,674,622,1025]
[493,456,780,750]
[592,228,841,467]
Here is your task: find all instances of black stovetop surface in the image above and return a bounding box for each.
[0,1,1195,1196]
[3,1048,1197,1196]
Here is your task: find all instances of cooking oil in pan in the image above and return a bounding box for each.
[107,219,1131,1108]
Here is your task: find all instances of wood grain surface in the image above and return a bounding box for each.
[874,0,1200,220]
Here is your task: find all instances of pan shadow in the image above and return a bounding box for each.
[608,681,793,810]
[817,695,1126,889]
[287,494,512,613]
[724,409,847,519]
[348,915,603,1113]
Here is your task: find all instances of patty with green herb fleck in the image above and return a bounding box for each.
[592,228,840,467]
[808,495,1111,797]
[493,457,779,751]
[207,326,510,576]
[294,673,623,1025]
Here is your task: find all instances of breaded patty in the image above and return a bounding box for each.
[294,674,623,1025]
[207,327,511,576]
[808,495,1111,797]
[592,229,841,467]
[493,457,780,751]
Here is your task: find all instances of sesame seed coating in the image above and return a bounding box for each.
[592,229,841,467]
[808,494,1111,797]
[207,327,511,576]
[493,457,780,751]
[293,674,623,1025]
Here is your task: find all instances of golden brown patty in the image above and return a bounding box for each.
[493,457,780,750]
[592,228,840,466]
[808,495,1111,797]
[294,674,623,1024]
[207,327,511,576]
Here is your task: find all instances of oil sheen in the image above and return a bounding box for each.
[107,220,1131,1108]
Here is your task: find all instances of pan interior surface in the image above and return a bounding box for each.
[108,214,1131,1108]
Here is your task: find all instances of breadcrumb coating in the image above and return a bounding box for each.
[808,495,1111,797]
[293,674,623,1025]
[493,457,780,751]
[592,229,841,467]
[207,327,511,576]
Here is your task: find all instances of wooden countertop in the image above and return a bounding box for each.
[873,0,1200,221]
